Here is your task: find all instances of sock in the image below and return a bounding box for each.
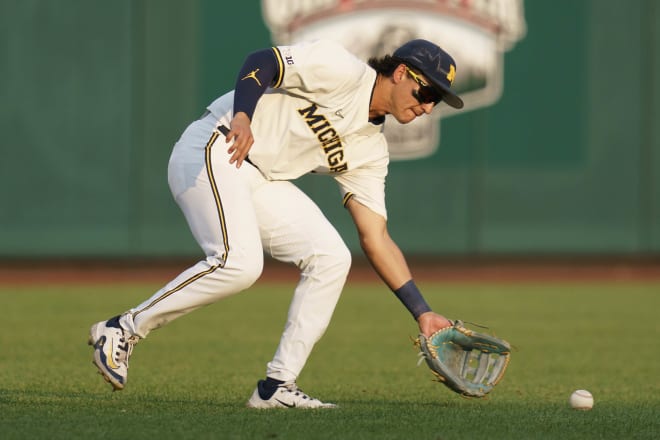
[105,315,122,329]
[258,377,284,400]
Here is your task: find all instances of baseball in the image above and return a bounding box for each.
[569,390,594,410]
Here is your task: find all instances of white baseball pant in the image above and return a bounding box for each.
[119,112,351,382]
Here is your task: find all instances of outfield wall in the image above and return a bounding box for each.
[1,0,658,257]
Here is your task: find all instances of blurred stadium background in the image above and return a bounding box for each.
[1,0,658,277]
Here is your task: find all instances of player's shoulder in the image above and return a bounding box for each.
[287,39,362,66]
[293,38,350,53]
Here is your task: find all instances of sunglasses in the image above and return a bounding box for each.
[406,66,443,105]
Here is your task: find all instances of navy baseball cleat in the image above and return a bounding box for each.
[88,315,139,391]
[246,380,337,409]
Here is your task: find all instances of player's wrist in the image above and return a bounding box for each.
[233,111,251,121]
[392,279,431,320]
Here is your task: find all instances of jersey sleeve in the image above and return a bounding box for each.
[334,155,389,220]
[272,39,367,102]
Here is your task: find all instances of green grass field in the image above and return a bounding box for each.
[1,279,659,439]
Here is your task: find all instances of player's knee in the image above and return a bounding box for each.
[307,241,352,280]
[232,253,263,290]
[207,251,263,291]
[246,255,264,287]
[334,243,352,276]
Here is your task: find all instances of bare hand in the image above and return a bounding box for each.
[225,112,254,168]
[417,311,452,337]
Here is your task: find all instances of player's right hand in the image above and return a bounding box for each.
[226,112,254,168]
[417,311,452,337]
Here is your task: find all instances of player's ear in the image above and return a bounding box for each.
[393,64,407,84]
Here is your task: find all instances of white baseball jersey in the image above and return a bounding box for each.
[207,39,390,219]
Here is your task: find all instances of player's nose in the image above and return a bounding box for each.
[421,102,435,114]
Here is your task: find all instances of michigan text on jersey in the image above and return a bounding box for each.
[298,103,348,173]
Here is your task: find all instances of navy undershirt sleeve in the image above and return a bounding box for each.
[233,48,280,121]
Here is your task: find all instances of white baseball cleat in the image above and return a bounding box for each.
[88,316,139,391]
[247,380,337,409]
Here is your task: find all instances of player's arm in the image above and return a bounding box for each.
[226,48,282,167]
[345,198,451,336]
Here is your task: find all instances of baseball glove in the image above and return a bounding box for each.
[416,320,511,398]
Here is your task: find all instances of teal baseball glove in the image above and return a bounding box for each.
[416,320,511,398]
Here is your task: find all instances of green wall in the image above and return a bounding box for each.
[1,0,658,257]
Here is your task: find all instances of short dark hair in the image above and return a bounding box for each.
[367,54,402,76]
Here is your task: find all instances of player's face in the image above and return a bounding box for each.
[390,66,440,123]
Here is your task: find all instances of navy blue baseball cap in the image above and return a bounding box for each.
[393,39,464,109]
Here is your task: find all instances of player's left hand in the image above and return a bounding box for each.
[416,311,452,337]
[226,112,254,168]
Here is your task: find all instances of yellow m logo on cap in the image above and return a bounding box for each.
[447,65,456,84]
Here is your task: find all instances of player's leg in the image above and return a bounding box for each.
[120,127,264,337]
[89,114,263,390]
[245,174,350,408]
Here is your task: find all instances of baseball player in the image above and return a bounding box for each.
[88,38,464,408]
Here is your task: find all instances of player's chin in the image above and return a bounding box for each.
[391,112,418,124]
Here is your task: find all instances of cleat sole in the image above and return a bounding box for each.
[91,357,125,391]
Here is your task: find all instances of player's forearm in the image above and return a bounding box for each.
[233,48,280,120]
[348,199,431,318]
[360,233,411,289]
[361,237,432,319]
